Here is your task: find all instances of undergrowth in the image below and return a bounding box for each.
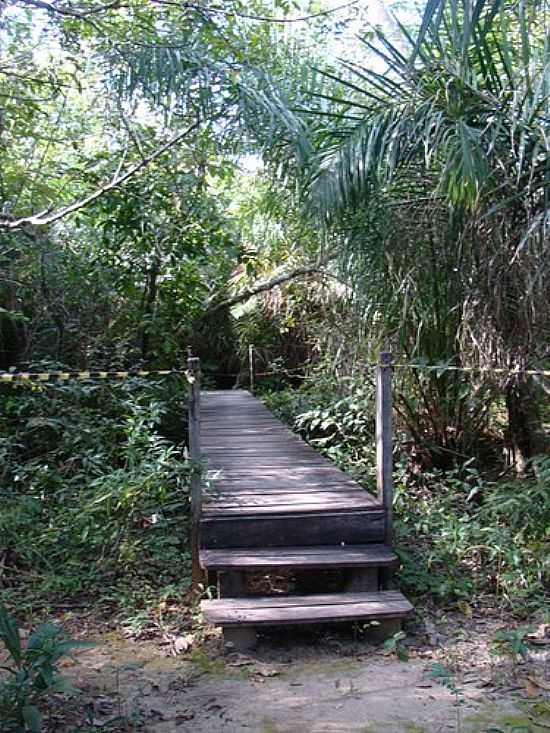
[264,382,549,613]
[0,375,191,619]
[394,456,550,611]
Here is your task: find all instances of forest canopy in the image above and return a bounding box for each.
[0,0,548,638]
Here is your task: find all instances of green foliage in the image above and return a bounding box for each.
[490,626,532,663]
[264,374,376,486]
[0,603,91,732]
[259,0,549,469]
[430,663,460,696]
[265,383,549,610]
[0,377,191,612]
[394,456,550,609]
[383,630,409,662]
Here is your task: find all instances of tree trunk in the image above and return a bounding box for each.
[140,256,160,361]
[0,270,27,370]
[505,377,545,477]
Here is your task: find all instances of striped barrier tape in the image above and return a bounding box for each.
[0,369,186,383]
[391,364,550,376]
[0,364,548,383]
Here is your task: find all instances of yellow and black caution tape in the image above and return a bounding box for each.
[391,364,550,376]
[1,363,549,384]
[0,369,186,383]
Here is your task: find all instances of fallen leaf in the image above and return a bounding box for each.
[527,675,550,692]
[173,633,194,654]
[176,710,195,722]
[524,678,542,698]
[228,655,253,667]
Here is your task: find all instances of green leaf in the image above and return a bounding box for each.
[0,604,23,667]
[22,704,42,733]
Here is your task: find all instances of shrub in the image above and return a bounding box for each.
[0,376,192,612]
[0,603,91,732]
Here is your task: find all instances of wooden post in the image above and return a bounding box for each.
[376,351,393,548]
[187,354,203,590]
[248,343,255,392]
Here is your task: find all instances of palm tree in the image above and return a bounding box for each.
[268,0,549,470]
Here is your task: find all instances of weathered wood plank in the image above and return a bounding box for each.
[200,509,385,548]
[188,356,203,588]
[206,472,370,485]
[203,493,375,511]
[203,502,373,516]
[205,589,407,609]
[200,390,384,546]
[200,544,397,570]
[206,484,373,496]
[202,590,412,627]
[204,489,372,502]
[376,352,394,548]
[205,485,371,496]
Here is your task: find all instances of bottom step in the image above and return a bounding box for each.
[201,590,412,627]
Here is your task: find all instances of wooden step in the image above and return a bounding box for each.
[200,544,397,571]
[201,590,412,627]
[200,509,384,548]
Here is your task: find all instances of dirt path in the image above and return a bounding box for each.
[57,611,550,733]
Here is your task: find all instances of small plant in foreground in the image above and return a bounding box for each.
[490,626,532,666]
[0,603,92,732]
[383,630,409,661]
[430,662,464,732]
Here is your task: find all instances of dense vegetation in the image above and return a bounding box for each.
[0,0,548,645]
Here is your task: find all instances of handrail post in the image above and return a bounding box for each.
[248,343,255,392]
[187,353,203,590]
[376,351,393,548]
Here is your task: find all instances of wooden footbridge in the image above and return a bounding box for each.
[187,355,412,649]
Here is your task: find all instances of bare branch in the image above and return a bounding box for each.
[206,259,338,313]
[0,121,200,230]
[16,0,123,19]
[153,0,359,24]
[17,0,358,24]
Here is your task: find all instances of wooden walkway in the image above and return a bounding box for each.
[198,390,412,648]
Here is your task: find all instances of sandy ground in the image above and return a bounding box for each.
[51,611,550,733]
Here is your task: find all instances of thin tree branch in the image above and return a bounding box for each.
[17,0,358,24]
[16,0,123,18]
[0,121,200,230]
[153,0,359,24]
[206,260,338,313]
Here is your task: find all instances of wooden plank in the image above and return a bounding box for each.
[188,356,203,589]
[204,496,378,507]
[202,437,304,445]
[205,487,371,497]
[202,420,294,426]
[205,486,370,496]
[206,454,338,463]
[206,471,367,485]
[200,389,383,536]
[202,591,413,627]
[200,544,397,570]
[204,449,322,458]
[207,462,338,470]
[200,509,385,548]
[206,466,350,475]
[376,352,394,548]
[203,500,374,511]
[202,413,279,418]
[204,602,408,626]
[203,500,371,510]
[205,590,406,609]
[204,488,371,500]
[202,442,314,450]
